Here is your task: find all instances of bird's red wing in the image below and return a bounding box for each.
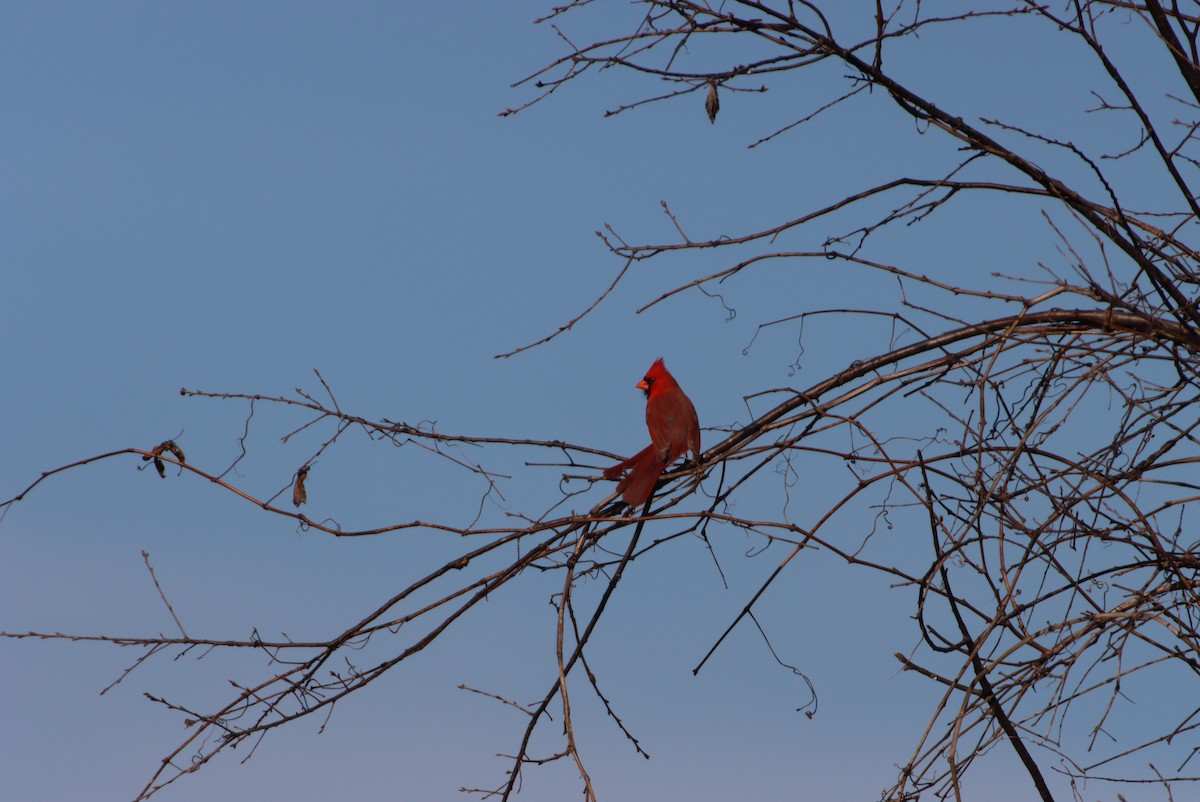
[646,387,701,465]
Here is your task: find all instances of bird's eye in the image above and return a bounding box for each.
[644,376,655,385]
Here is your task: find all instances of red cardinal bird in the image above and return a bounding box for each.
[604,358,701,507]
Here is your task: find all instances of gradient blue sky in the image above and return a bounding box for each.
[1,4,1176,801]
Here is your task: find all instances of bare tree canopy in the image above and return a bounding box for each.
[6,2,1200,801]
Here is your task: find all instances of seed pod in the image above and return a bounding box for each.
[293,466,309,507]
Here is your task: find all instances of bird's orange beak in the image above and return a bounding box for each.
[637,378,650,392]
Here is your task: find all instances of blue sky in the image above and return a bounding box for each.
[0,3,1181,801]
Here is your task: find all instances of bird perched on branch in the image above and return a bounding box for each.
[604,358,701,508]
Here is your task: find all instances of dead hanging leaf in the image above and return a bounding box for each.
[143,440,184,478]
[293,466,309,507]
[705,81,719,124]
[164,441,186,464]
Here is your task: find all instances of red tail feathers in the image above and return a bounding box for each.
[604,444,666,507]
